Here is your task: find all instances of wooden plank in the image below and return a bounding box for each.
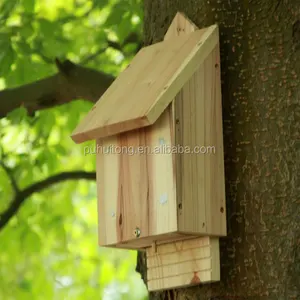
[96,130,149,245]
[210,237,220,281]
[96,137,119,246]
[146,25,219,124]
[148,270,214,291]
[169,12,207,235]
[96,139,106,245]
[147,246,212,268]
[147,236,210,256]
[212,44,227,236]
[146,237,220,291]
[71,25,219,143]
[148,258,212,280]
[147,107,178,237]
[97,108,177,247]
[202,44,226,236]
[163,12,198,250]
[117,129,149,242]
[177,44,226,236]
[164,12,198,41]
[163,9,208,244]
[177,59,208,234]
[163,12,226,236]
[112,233,196,250]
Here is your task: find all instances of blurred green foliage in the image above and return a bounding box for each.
[0,0,148,299]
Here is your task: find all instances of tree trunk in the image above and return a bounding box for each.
[139,1,300,299]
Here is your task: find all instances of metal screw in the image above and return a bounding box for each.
[134,227,141,238]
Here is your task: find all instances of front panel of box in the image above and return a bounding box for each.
[96,107,178,247]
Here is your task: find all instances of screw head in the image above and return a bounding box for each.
[134,227,141,238]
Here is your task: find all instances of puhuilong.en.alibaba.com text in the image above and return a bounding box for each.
[83,144,216,156]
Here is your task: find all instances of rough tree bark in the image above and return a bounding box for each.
[138,1,300,299]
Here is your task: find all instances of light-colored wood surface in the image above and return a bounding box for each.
[176,43,226,236]
[146,237,220,291]
[147,235,210,256]
[164,12,198,41]
[165,12,201,240]
[96,11,226,250]
[164,13,226,236]
[96,108,178,247]
[108,233,198,250]
[71,24,219,143]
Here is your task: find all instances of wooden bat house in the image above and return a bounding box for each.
[71,12,226,292]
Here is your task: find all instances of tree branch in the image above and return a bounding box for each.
[0,62,115,118]
[81,48,107,65]
[81,33,143,65]
[0,171,96,231]
[0,161,19,193]
[108,33,143,52]
[0,30,143,118]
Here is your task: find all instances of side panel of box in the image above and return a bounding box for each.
[176,43,226,236]
[146,237,220,291]
[96,108,178,247]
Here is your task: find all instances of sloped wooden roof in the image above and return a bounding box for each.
[71,24,219,143]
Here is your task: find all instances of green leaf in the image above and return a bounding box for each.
[35,149,58,174]
[105,2,128,27]
[6,107,27,124]
[54,144,67,156]
[0,0,18,19]
[38,19,57,37]
[0,1,147,299]
[116,15,132,44]
[19,23,34,39]
[35,111,56,138]
[23,0,35,13]
[25,230,41,253]
[19,279,32,291]
[0,36,15,77]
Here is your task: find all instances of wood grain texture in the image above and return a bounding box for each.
[143,14,224,292]
[96,12,226,251]
[176,44,226,236]
[146,237,220,291]
[111,233,197,250]
[96,107,178,248]
[71,25,218,143]
[166,12,226,236]
[164,12,198,41]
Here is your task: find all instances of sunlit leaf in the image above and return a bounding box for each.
[6,107,27,124]
[0,0,18,19]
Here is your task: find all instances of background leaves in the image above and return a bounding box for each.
[0,0,147,299]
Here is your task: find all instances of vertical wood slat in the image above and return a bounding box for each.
[165,11,208,236]
[147,106,178,237]
[177,44,226,236]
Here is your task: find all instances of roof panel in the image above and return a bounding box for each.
[71,25,219,143]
